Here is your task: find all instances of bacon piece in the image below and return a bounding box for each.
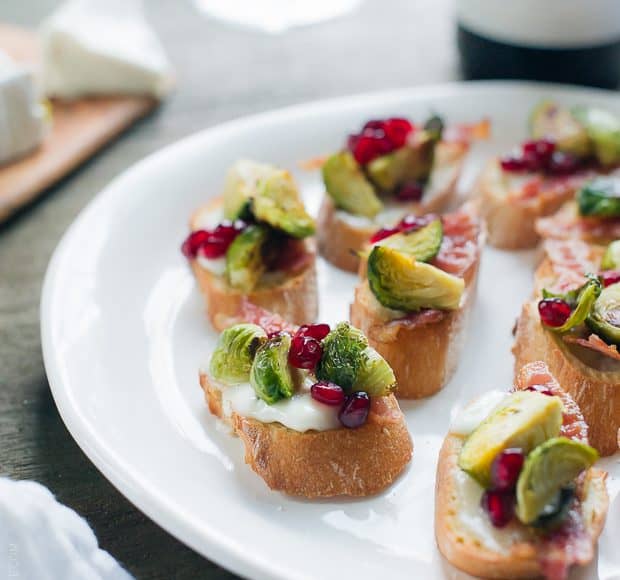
[267,239,313,275]
[442,118,491,143]
[432,207,481,277]
[563,333,620,361]
[538,200,620,243]
[514,361,589,443]
[226,299,298,335]
[541,239,597,294]
[539,503,592,580]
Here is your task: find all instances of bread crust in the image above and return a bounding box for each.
[189,198,318,331]
[477,160,585,250]
[349,209,482,399]
[200,373,413,498]
[435,433,608,579]
[317,141,467,272]
[513,299,620,456]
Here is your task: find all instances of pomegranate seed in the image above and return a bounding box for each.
[526,385,554,396]
[199,222,242,259]
[384,117,414,148]
[522,151,544,172]
[547,151,580,175]
[296,323,331,341]
[538,298,572,327]
[288,335,323,370]
[395,181,424,201]
[481,489,515,528]
[351,134,380,165]
[338,392,370,428]
[311,381,345,406]
[181,230,210,258]
[370,227,399,243]
[367,128,393,155]
[600,270,620,287]
[490,449,524,490]
[363,119,385,131]
[500,154,528,172]
[522,139,555,163]
[398,213,437,232]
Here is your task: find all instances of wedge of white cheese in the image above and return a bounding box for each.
[0,51,46,166]
[40,0,174,99]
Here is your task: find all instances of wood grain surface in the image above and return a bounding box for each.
[0,24,156,222]
[0,0,456,578]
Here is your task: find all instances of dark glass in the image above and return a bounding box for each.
[458,24,620,89]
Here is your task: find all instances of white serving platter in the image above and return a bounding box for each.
[41,82,620,580]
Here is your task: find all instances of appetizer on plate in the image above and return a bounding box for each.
[349,205,483,398]
[199,314,413,498]
[436,361,608,580]
[537,174,620,243]
[182,160,318,330]
[513,238,620,455]
[317,115,485,272]
[478,101,620,249]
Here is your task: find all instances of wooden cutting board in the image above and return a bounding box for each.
[0,24,158,222]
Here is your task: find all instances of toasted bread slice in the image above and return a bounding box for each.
[349,207,483,398]
[513,299,620,456]
[189,197,318,331]
[200,372,413,498]
[317,141,468,272]
[477,159,593,249]
[435,434,608,579]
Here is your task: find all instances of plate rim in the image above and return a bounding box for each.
[40,80,620,579]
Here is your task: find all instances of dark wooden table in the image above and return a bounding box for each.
[0,1,457,577]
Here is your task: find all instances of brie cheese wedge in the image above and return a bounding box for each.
[40,0,174,99]
[0,51,46,166]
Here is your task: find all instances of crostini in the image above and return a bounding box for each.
[317,115,487,272]
[537,174,620,244]
[199,316,413,497]
[182,160,318,330]
[436,361,608,580]
[513,238,620,455]
[349,204,483,398]
[478,101,620,249]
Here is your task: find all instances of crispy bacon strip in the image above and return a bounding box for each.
[432,206,481,277]
[563,333,620,361]
[541,239,597,294]
[538,200,620,242]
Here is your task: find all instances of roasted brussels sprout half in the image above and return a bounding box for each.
[375,218,443,263]
[586,281,620,344]
[315,322,395,396]
[322,151,383,218]
[209,323,267,383]
[541,274,602,332]
[529,100,591,157]
[367,246,463,312]
[458,391,563,488]
[577,177,620,218]
[516,437,598,525]
[250,333,295,404]
[600,239,620,270]
[222,160,278,220]
[366,131,435,191]
[572,105,620,166]
[253,170,315,238]
[226,224,269,290]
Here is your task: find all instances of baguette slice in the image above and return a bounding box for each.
[350,206,483,398]
[189,197,318,331]
[513,299,620,457]
[477,159,594,249]
[436,361,608,579]
[436,437,607,579]
[318,140,468,273]
[199,373,413,498]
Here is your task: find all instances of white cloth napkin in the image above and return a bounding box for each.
[0,478,132,580]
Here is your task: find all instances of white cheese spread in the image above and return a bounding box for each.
[210,374,341,432]
[449,390,509,436]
